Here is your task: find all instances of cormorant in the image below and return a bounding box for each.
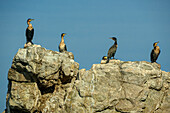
[26,18,34,44]
[101,56,107,64]
[59,33,67,52]
[150,41,160,63]
[106,37,118,63]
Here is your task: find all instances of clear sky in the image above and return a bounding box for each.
[0,0,170,111]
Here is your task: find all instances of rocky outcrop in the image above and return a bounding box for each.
[5,45,170,113]
[76,61,170,113]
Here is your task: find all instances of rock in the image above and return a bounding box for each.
[6,45,79,112]
[115,99,134,112]
[7,81,41,112]
[5,45,170,113]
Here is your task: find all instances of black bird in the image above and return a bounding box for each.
[26,18,34,44]
[59,33,67,52]
[150,41,160,63]
[101,56,107,64]
[106,37,118,63]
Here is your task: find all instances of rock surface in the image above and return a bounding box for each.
[5,45,170,113]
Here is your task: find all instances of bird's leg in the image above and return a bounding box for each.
[106,57,110,63]
[31,41,34,45]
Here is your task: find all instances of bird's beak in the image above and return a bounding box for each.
[31,19,34,21]
[62,33,66,37]
[109,38,112,39]
[157,41,159,43]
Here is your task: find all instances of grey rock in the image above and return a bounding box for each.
[5,46,170,113]
[115,99,134,112]
[7,81,41,112]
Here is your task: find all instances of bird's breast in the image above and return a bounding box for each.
[27,26,33,31]
[154,49,160,54]
[60,43,65,49]
[154,46,160,54]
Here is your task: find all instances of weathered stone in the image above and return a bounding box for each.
[148,78,163,91]
[143,90,164,113]
[7,81,41,112]
[5,45,170,113]
[8,68,29,82]
[115,99,134,112]
[123,83,143,100]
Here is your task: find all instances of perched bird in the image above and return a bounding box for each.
[106,37,118,63]
[59,33,67,52]
[101,56,107,64]
[150,41,160,63]
[26,18,34,44]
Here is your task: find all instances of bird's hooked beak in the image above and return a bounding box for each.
[153,41,159,47]
[27,19,34,22]
[63,33,66,37]
[155,41,159,45]
[109,37,117,41]
[102,56,107,60]
[61,33,66,37]
[104,56,107,60]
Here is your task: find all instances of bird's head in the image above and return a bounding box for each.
[153,41,159,47]
[27,18,34,22]
[102,56,107,60]
[109,37,117,41]
[61,33,66,37]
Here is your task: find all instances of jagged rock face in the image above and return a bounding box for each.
[6,45,79,113]
[76,61,170,113]
[6,46,170,113]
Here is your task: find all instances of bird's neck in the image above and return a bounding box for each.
[27,22,33,26]
[27,22,33,30]
[114,40,117,45]
[61,36,64,42]
[27,22,32,27]
[154,46,159,50]
[27,21,30,25]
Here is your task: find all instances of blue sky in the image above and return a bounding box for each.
[0,0,170,111]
